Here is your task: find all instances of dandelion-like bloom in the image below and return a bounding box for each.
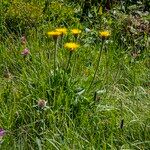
[47,31,61,41]
[64,42,80,52]
[21,48,30,56]
[56,28,67,35]
[71,29,81,37]
[99,31,110,39]
[38,99,47,109]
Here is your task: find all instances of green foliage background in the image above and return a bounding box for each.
[0,0,150,149]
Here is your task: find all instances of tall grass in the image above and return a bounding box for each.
[0,0,150,149]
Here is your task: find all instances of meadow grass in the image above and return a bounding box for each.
[0,1,150,149]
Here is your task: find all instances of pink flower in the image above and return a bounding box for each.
[0,128,5,143]
[0,128,5,137]
[21,48,30,56]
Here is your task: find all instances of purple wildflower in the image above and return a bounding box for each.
[21,48,30,56]
[0,129,5,137]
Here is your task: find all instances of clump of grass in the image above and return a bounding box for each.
[0,0,150,149]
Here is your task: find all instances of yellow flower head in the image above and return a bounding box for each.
[71,29,81,36]
[99,31,110,39]
[64,42,80,52]
[47,31,61,40]
[56,28,67,35]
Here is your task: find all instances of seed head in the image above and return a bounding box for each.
[38,99,47,109]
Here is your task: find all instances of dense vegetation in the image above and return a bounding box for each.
[0,0,150,149]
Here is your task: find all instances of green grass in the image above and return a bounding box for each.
[0,1,150,149]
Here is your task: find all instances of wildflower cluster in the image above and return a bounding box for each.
[18,28,111,113]
[47,28,81,51]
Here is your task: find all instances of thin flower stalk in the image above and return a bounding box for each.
[56,28,67,48]
[47,31,61,77]
[54,40,58,77]
[66,51,73,71]
[64,42,79,72]
[87,41,105,91]
[105,47,109,85]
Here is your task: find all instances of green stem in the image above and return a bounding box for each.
[105,47,109,86]
[54,40,58,78]
[87,41,104,91]
[66,51,72,72]
[62,51,73,90]
[133,60,136,96]
[60,36,63,48]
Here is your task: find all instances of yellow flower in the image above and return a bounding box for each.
[47,31,61,40]
[56,28,67,35]
[99,31,110,39]
[71,29,81,36]
[64,42,80,52]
